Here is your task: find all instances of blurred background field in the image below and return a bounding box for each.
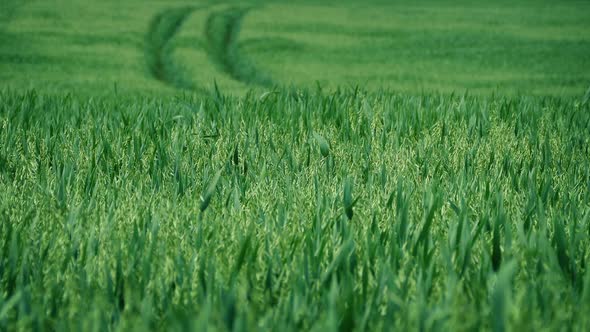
[1,0,589,96]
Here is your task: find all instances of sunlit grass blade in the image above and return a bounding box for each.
[200,169,222,212]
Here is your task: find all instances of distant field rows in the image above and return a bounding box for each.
[1,0,589,95]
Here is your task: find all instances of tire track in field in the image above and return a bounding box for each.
[204,7,274,87]
[145,6,205,91]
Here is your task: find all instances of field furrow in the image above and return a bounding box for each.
[204,7,274,87]
[145,6,205,91]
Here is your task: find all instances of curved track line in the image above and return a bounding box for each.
[145,6,205,91]
[204,7,273,87]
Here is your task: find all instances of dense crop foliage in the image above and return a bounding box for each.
[1,89,589,331]
[2,0,590,330]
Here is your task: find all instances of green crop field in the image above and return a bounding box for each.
[1,0,590,331]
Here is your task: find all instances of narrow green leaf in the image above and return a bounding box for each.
[491,260,517,332]
[321,238,355,287]
[200,169,222,212]
[0,291,21,320]
[343,177,354,220]
[313,132,330,157]
[492,219,502,272]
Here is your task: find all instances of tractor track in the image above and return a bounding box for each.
[145,6,206,91]
[204,7,274,88]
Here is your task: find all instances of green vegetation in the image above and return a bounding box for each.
[2,90,589,330]
[145,6,203,91]
[1,0,590,331]
[1,0,589,95]
[205,7,274,87]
